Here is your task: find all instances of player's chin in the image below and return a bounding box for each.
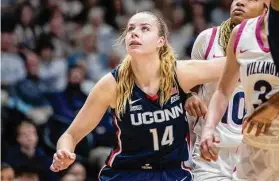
[231,14,245,25]
[127,48,144,56]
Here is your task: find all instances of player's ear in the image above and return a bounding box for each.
[157,36,165,48]
[263,1,269,14]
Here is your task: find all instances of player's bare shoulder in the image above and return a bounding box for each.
[91,72,117,108]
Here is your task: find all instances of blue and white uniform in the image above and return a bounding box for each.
[99,67,193,181]
[191,25,245,181]
[234,15,279,181]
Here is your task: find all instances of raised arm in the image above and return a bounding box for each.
[200,26,241,161]
[50,73,116,172]
[185,28,217,117]
[176,57,226,92]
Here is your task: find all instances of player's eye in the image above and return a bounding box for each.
[142,26,150,32]
[128,26,135,31]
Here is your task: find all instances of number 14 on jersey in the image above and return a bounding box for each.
[150,125,174,151]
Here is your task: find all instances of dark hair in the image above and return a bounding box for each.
[16,120,37,135]
[35,34,54,54]
[1,162,13,171]
[1,12,16,33]
[15,163,41,177]
[16,2,34,23]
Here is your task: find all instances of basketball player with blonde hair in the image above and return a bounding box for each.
[50,11,226,181]
[186,0,269,180]
[201,0,279,180]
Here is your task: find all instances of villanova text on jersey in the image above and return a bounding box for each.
[246,61,279,77]
[106,68,192,171]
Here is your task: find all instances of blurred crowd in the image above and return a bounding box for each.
[1,0,231,180]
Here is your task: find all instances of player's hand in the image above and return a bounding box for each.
[200,125,220,162]
[243,92,279,136]
[185,93,207,118]
[50,149,76,172]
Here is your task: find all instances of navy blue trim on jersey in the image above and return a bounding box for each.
[105,65,191,171]
[268,7,279,72]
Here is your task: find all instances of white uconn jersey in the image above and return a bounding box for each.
[235,15,279,149]
[191,26,245,147]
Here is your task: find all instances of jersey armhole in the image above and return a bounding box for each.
[111,66,120,82]
[204,26,218,60]
[234,19,248,54]
[174,62,188,101]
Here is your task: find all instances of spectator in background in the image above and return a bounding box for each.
[4,121,55,181]
[37,34,67,92]
[211,0,231,25]
[122,0,154,15]
[185,2,208,57]
[45,63,94,160]
[100,0,128,30]
[1,31,26,88]
[45,9,73,58]
[58,0,84,23]
[153,0,174,23]
[1,0,17,10]
[1,163,15,181]
[73,27,108,83]
[15,164,40,181]
[84,7,117,56]
[14,2,42,50]
[7,51,53,125]
[66,162,87,181]
[60,174,76,181]
[169,7,192,59]
[47,63,87,124]
[106,48,121,70]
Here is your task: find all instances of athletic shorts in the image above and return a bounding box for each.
[98,164,193,181]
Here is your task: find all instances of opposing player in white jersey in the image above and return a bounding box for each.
[201,2,279,181]
[188,0,269,180]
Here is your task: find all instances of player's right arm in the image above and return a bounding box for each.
[200,25,240,161]
[50,73,116,172]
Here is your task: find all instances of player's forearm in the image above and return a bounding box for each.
[271,0,279,11]
[56,132,76,152]
[206,90,229,129]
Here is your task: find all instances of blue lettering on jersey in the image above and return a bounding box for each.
[221,92,245,125]
[246,61,279,77]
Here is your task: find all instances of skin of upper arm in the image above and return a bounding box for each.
[65,73,117,144]
[176,57,226,92]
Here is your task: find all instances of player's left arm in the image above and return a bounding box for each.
[176,57,226,92]
[184,28,212,118]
